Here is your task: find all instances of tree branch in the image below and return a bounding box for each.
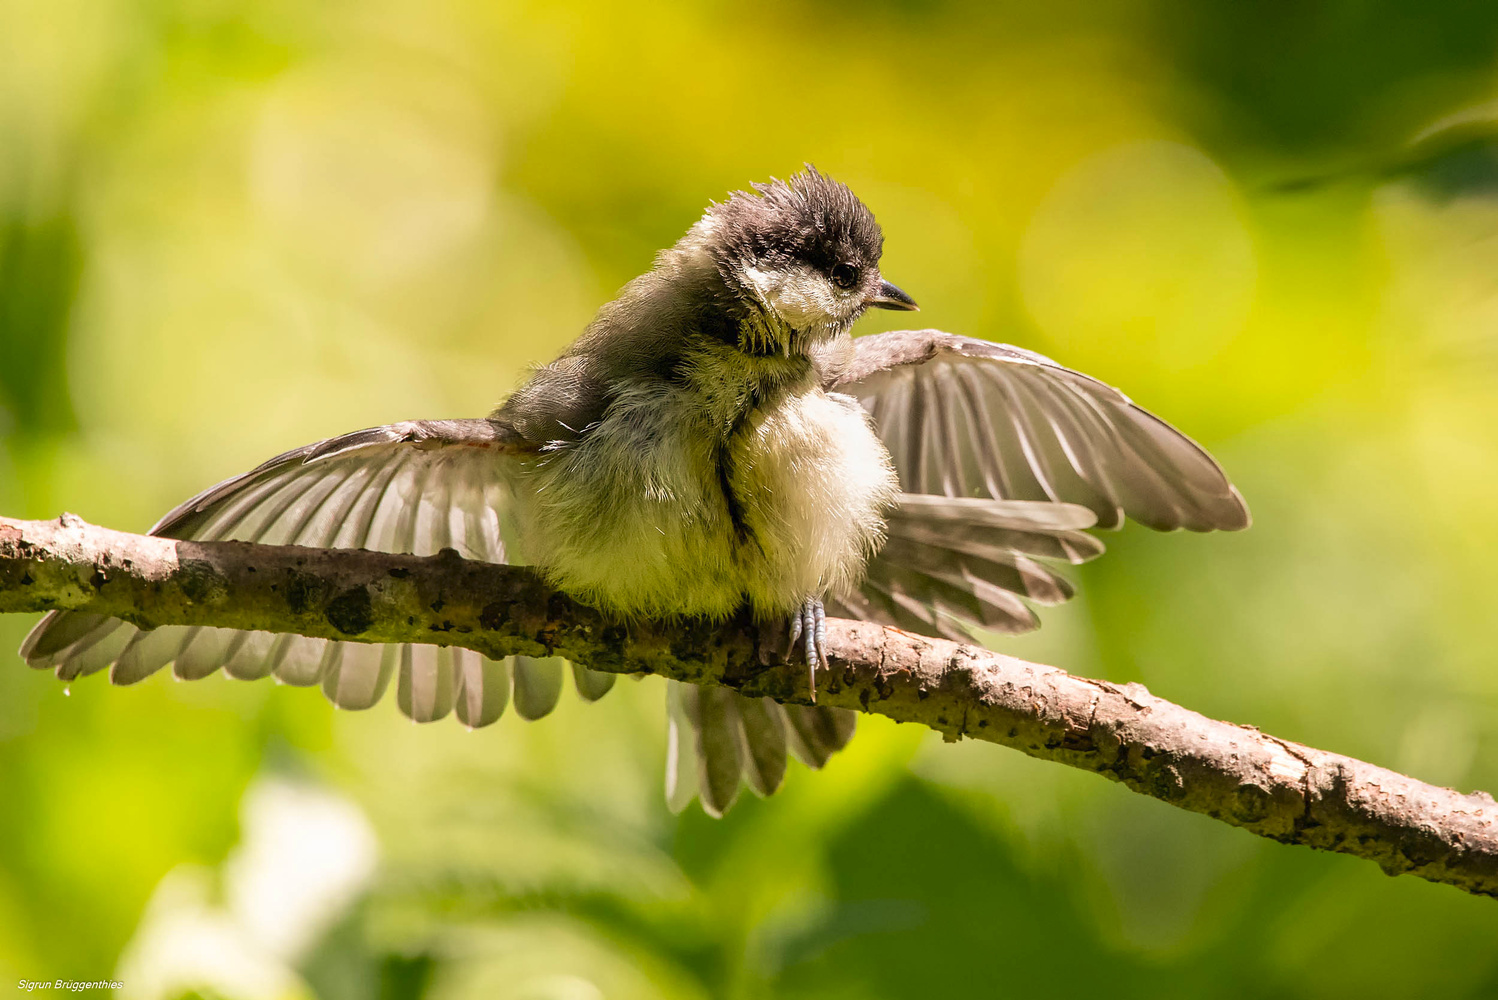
[3,513,1496,899]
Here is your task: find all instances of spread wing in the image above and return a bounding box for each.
[20,419,617,725]
[834,329,1250,532]
[822,329,1249,644]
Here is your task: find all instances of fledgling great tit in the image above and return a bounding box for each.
[22,168,1250,815]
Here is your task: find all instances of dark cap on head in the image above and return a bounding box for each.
[707,166,885,276]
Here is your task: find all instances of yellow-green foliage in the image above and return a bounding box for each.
[4,1,1498,997]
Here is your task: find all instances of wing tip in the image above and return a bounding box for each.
[1174,487,1253,534]
[1223,487,1253,531]
[19,611,72,664]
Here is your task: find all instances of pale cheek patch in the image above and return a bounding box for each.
[742,265,841,327]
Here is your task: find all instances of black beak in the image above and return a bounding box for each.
[867,279,919,311]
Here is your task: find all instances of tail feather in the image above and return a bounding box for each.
[736,697,789,798]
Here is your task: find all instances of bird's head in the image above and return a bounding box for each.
[690,167,917,355]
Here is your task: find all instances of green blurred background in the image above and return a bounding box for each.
[5,0,1498,996]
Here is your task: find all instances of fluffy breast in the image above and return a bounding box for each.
[507,382,897,621]
[730,389,899,613]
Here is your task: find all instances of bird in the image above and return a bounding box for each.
[20,168,1251,816]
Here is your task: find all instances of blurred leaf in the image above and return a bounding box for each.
[0,206,81,436]
[4,0,1498,996]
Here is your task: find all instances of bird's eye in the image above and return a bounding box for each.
[830,262,860,290]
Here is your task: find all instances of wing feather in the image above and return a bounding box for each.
[511,655,565,720]
[832,493,1105,643]
[22,419,531,731]
[836,330,1249,532]
[454,650,510,729]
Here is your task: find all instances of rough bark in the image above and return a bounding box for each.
[3,513,1496,899]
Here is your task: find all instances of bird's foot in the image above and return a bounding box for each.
[788,596,828,703]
